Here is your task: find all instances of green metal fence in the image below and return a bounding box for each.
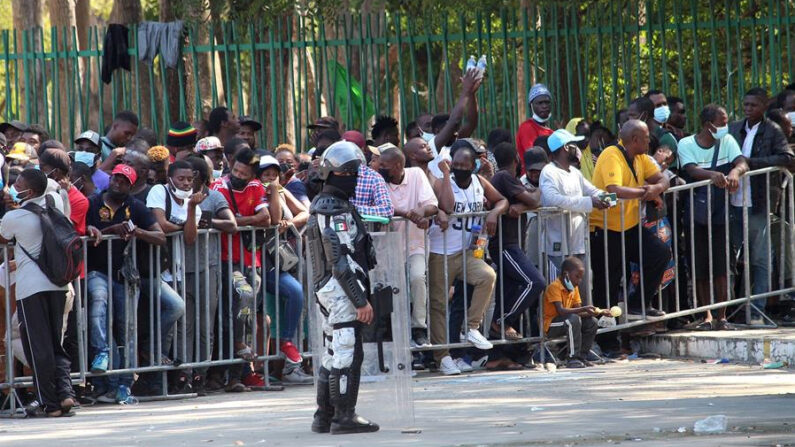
[1,1,794,150]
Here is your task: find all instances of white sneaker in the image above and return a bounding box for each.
[454,357,474,373]
[466,329,493,350]
[470,355,489,370]
[439,355,461,375]
[282,367,314,385]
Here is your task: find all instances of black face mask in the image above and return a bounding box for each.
[378,168,393,184]
[325,174,358,198]
[107,189,128,202]
[452,168,473,188]
[229,175,248,190]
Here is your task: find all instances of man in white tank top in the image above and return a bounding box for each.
[427,139,509,375]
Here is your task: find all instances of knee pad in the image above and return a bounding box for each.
[331,326,356,369]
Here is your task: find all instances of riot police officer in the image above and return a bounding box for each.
[307,141,379,435]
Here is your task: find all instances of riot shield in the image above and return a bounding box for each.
[308,227,415,429]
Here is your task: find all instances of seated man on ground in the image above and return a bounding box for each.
[543,257,610,368]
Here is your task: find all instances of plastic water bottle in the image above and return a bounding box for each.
[476,54,487,79]
[466,55,477,73]
[472,228,489,259]
[469,224,482,250]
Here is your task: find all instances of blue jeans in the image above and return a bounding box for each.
[264,269,304,341]
[87,271,138,389]
[730,207,771,310]
[139,279,186,360]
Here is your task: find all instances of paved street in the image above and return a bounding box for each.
[2,359,794,446]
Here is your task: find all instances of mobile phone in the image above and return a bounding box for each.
[600,192,618,207]
[298,161,310,172]
[200,210,213,227]
[124,220,135,233]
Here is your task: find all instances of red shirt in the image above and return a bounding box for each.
[67,187,89,236]
[67,186,89,278]
[211,177,268,267]
[516,118,553,171]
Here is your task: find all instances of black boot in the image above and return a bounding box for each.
[329,367,379,435]
[311,367,334,433]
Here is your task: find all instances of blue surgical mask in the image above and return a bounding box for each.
[474,158,482,173]
[74,151,96,166]
[421,131,434,142]
[787,111,795,126]
[212,169,223,180]
[9,185,29,204]
[653,105,670,124]
[563,274,575,291]
[710,124,729,140]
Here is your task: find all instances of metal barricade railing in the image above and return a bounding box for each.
[1,166,793,415]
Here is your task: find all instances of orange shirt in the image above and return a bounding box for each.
[543,279,582,333]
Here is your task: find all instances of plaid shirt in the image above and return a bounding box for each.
[352,165,394,217]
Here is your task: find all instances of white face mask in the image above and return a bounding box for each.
[710,124,729,140]
[170,180,192,200]
[212,169,223,180]
[787,111,795,126]
[530,103,550,123]
[421,131,434,142]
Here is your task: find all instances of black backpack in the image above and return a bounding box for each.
[20,194,83,287]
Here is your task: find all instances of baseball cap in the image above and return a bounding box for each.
[239,115,262,132]
[0,120,27,133]
[524,147,549,171]
[449,138,479,158]
[112,163,138,185]
[547,129,585,152]
[74,130,101,147]
[342,130,366,149]
[195,136,223,153]
[258,155,279,170]
[307,116,339,130]
[374,142,398,156]
[528,83,552,104]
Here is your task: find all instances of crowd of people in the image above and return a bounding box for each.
[0,67,794,417]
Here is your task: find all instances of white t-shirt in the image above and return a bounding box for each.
[0,194,68,300]
[732,122,759,207]
[146,184,201,280]
[539,163,602,255]
[429,175,484,255]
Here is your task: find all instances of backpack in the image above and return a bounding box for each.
[20,194,83,287]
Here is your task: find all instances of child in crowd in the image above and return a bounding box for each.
[543,256,610,368]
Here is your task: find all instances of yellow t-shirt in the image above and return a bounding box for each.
[589,144,660,232]
[543,279,582,333]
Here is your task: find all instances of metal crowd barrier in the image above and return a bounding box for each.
[1,167,793,417]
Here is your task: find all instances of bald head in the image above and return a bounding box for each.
[379,146,404,165]
[403,137,433,165]
[618,119,650,156]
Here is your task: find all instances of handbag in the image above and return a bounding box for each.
[688,139,730,226]
[266,230,300,272]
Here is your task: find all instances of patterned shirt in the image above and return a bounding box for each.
[352,165,394,218]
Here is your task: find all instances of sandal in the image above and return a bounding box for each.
[566,359,586,369]
[61,397,75,414]
[694,321,714,331]
[489,325,522,340]
[716,319,737,331]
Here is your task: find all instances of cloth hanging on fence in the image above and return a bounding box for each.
[101,24,130,84]
[137,21,185,68]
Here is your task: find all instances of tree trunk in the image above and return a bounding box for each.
[107,0,149,133]
[209,0,228,107]
[11,0,44,124]
[160,0,196,124]
[47,0,81,142]
[75,0,97,130]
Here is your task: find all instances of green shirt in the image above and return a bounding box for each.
[654,126,678,153]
